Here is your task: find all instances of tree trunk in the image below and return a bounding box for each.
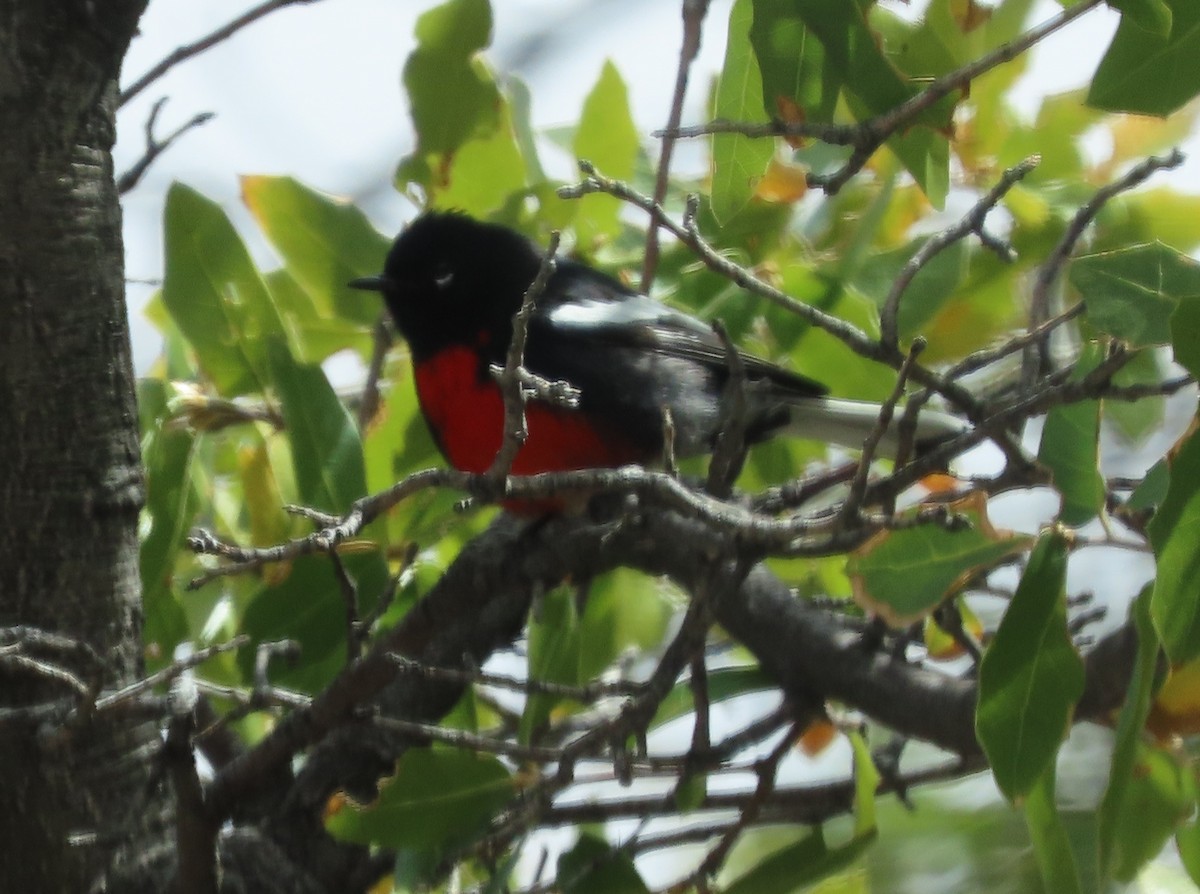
[0,4,159,890]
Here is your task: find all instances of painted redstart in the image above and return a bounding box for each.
[350,213,964,505]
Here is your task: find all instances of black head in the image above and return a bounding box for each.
[349,212,542,362]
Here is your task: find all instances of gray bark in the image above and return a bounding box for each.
[0,4,159,890]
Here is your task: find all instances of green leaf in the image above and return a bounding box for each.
[848,729,880,837]
[712,0,775,223]
[577,569,672,684]
[1150,429,1200,663]
[398,0,500,189]
[162,183,284,396]
[263,270,374,365]
[1022,763,1084,894]
[241,175,390,326]
[790,0,952,206]
[558,834,650,894]
[1171,293,1200,380]
[239,555,350,692]
[1038,342,1105,526]
[851,237,969,340]
[1108,744,1194,881]
[749,0,837,124]
[1128,457,1170,512]
[847,495,1030,626]
[1108,348,1166,442]
[1178,808,1200,886]
[267,342,366,515]
[520,585,582,744]
[976,530,1084,801]
[328,747,513,853]
[1112,0,1173,36]
[1098,586,1161,883]
[137,379,194,659]
[573,61,640,244]
[1071,242,1200,348]
[432,98,527,218]
[1088,0,1200,116]
[722,828,874,894]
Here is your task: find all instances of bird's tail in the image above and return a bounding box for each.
[783,397,969,459]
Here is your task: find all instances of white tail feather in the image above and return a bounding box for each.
[785,398,968,458]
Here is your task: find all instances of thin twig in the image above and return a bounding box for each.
[655,0,1102,195]
[391,655,642,701]
[694,722,802,882]
[880,157,1038,349]
[117,97,215,195]
[561,163,984,420]
[1022,148,1186,388]
[487,231,561,481]
[120,0,325,106]
[642,0,711,290]
[839,339,926,525]
[357,313,393,430]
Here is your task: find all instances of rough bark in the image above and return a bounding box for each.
[0,4,157,890]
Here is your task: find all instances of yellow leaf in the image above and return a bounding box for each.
[754,156,809,204]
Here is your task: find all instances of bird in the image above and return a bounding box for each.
[349,212,965,505]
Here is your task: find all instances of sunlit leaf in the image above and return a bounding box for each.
[712,0,775,223]
[924,600,984,661]
[749,2,837,126]
[241,175,389,325]
[398,0,500,191]
[162,183,284,396]
[573,61,640,245]
[848,729,880,837]
[432,98,527,218]
[790,0,953,206]
[520,585,582,744]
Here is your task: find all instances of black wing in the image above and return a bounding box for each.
[539,260,827,399]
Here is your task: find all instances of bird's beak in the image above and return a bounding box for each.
[347,274,391,291]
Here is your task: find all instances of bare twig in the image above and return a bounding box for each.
[839,338,926,525]
[487,231,561,481]
[561,164,984,420]
[120,0,325,107]
[656,0,1102,194]
[117,97,215,195]
[642,0,711,290]
[880,157,1038,348]
[391,655,641,701]
[328,549,361,662]
[1022,148,1186,388]
[706,317,751,498]
[357,313,393,430]
[694,722,802,882]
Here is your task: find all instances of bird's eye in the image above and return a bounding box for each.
[433,264,454,290]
